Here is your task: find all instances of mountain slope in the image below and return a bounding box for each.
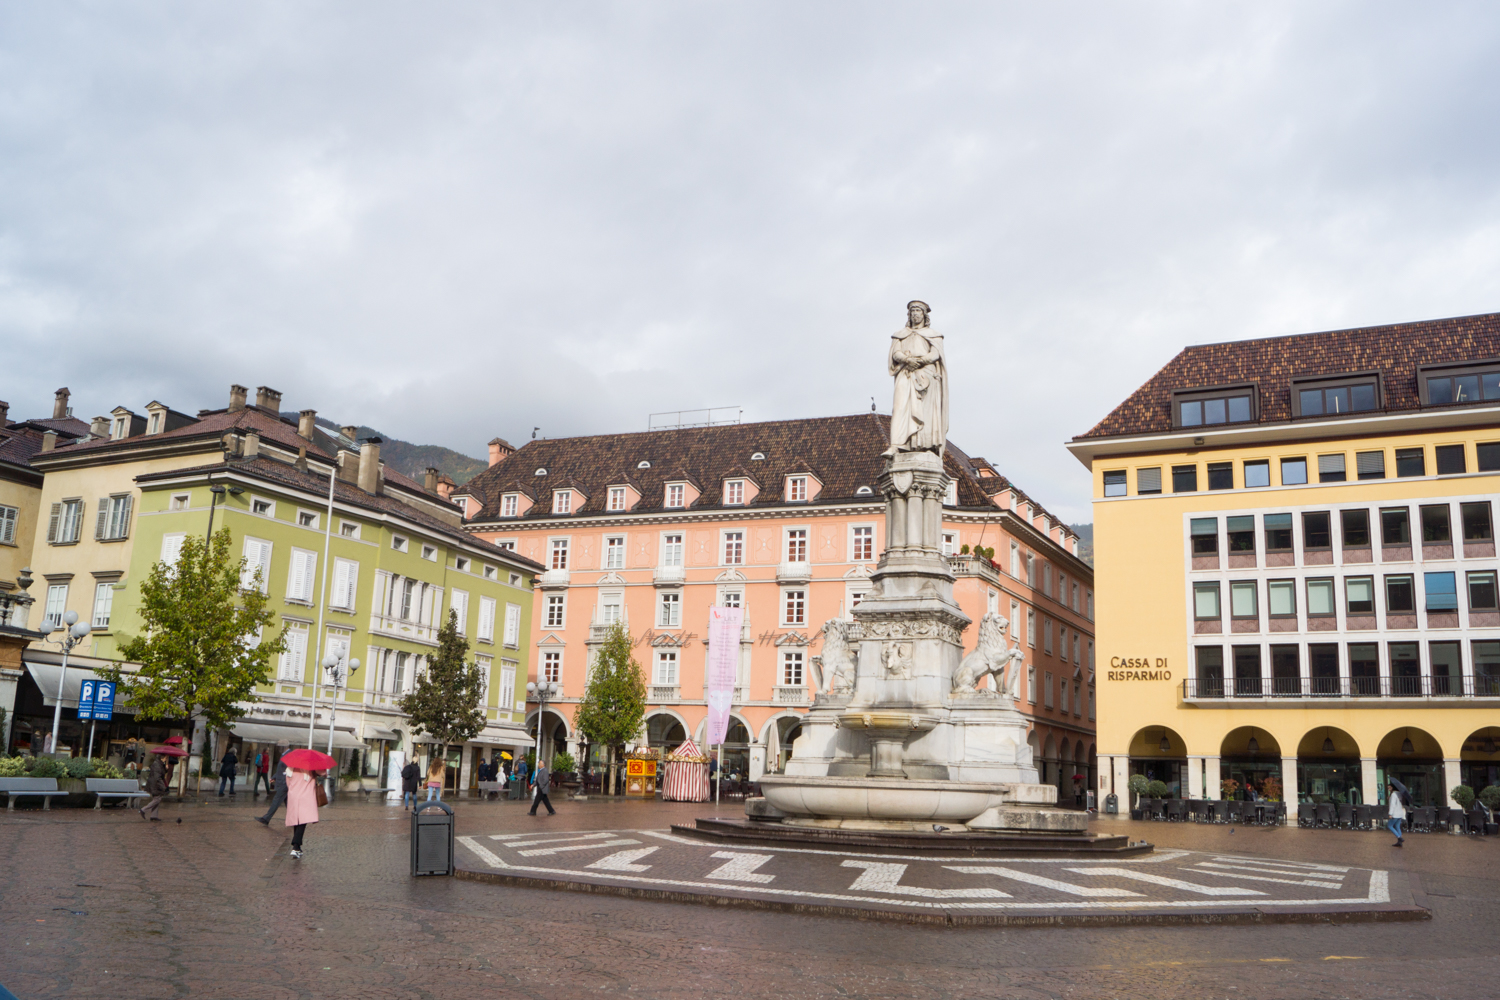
[287,413,489,486]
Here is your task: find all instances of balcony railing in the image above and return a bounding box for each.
[368,614,437,646]
[1183,675,1500,701]
[539,569,571,589]
[777,561,812,585]
[773,685,808,705]
[649,685,680,703]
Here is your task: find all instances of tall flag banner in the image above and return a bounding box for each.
[705,605,743,746]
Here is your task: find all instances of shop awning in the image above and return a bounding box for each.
[24,660,126,710]
[229,720,365,750]
[363,726,400,741]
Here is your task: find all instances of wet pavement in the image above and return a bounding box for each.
[1,792,1497,999]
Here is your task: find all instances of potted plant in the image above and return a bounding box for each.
[1260,775,1282,802]
[1220,778,1240,800]
[1127,773,1149,819]
[1451,784,1476,811]
[551,751,578,785]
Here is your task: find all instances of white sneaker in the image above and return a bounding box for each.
[290,849,304,859]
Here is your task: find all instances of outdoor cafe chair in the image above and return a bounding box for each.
[1336,802,1354,829]
[1211,800,1228,823]
[1297,803,1316,828]
[1314,802,1336,828]
[1226,801,1243,824]
[1166,799,1187,822]
[1353,804,1373,830]
[1468,808,1487,835]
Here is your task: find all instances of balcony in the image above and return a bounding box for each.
[653,566,686,586]
[368,614,437,646]
[649,685,679,703]
[1181,675,1500,702]
[947,554,1000,584]
[539,569,570,589]
[773,685,808,705]
[777,561,812,585]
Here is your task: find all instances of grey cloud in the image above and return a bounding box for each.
[3,3,1499,521]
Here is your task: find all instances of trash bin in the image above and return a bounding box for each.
[1104,793,1118,815]
[411,800,454,876]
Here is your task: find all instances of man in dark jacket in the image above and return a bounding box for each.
[255,754,290,825]
[528,762,556,817]
[138,755,168,821]
[401,758,420,811]
[218,748,239,797]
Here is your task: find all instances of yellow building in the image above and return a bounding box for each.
[1069,313,1500,818]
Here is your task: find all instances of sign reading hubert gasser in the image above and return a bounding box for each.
[1107,657,1171,681]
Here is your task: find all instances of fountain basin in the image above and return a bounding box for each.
[758,774,1004,826]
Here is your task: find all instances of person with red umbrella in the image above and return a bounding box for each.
[136,747,183,821]
[280,748,334,859]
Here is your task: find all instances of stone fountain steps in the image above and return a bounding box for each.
[672,817,1151,857]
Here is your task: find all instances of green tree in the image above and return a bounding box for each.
[573,621,646,795]
[102,529,285,793]
[398,609,486,767]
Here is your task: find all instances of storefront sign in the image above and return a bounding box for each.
[1107,657,1171,681]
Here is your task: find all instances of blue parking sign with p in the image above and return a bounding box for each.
[78,680,96,720]
[93,682,115,721]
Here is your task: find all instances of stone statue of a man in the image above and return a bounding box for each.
[884,300,949,457]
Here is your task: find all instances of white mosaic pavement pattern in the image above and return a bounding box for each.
[457,828,1391,913]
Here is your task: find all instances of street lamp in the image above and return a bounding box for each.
[321,650,359,800]
[47,609,94,755]
[526,679,560,771]
[204,482,244,540]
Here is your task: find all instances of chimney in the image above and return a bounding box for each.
[228,385,248,413]
[244,430,261,459]
[89,416,109,437]
[340,425,358,442]
[436,474,455,500]
[487,437,515,467]
[0,400,8,426]
[53,388,70,420]
[358,437,382,494]
[222,432,240,457]
[298,409,317,441]
[254,386,282,413]
[339,448,359,484]
[41,430,57,452]
[296,445,308,473]
[424,467,439,492]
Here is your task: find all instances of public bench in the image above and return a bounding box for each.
[86,777,149,810]
[0,777,70,811]
[476,781,504,800]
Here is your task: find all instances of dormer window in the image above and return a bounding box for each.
[552,490,572,515]
[112,417,128,440]
[856,486,873,495]
[638,460,652,469]
[1172,384,1256,429]
[724,479,745,505]
[1419,360,1500,407]
[944,481,958,506]
[751,452,766,461]
[455,497,468,516]
[501,493,519,518]
[607,486,627,511]
[148,412,161,434]
[1291,371,1381,418]
[787,477,807,502]
[534,468,548,476]
[665,484,685,508]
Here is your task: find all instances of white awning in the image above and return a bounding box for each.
[229,720,365,750]
[24,660,127,710]
[363,727,400,741]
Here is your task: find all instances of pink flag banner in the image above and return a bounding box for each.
[705,605,743,746]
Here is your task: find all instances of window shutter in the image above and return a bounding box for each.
[1356,451,1385,476]
[118,494,133,538]
[95,498,110,539]
[1318,454,1345,476]
[342,561,359,609]
[287,550,306,600]
[1137,467,1162,493]
[429,586,443,626]
[331,560,350,608]
[47,502,61,543]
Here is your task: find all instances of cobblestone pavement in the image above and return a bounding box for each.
[1,794,1497,1000]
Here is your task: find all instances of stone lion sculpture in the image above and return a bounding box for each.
[951,613,1024,699]
[813,618,858,695]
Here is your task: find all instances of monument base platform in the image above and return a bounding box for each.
[671,815,1150,857]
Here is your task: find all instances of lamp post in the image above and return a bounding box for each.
[321,650,359,801]
[204,482,244,541]
[525,679,560,773]
[47,610,94,755]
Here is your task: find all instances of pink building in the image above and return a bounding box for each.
[458,414,1096,797]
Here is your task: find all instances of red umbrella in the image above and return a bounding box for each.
[162,736,185,745]
[280,748,336,770]
[150,746,189,757]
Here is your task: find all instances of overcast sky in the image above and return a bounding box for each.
[4,4,1499,522]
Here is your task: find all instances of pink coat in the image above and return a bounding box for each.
[283,769,320,828]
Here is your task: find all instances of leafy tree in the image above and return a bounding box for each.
[103,529,285,794]
[398,609,486,765]
[573,621,646,794]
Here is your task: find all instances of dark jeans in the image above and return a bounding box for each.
[291,823,306,849]
[218,775,236,795]
[529,791,554,815]
[259,786,286,822]
[253,771,271,794]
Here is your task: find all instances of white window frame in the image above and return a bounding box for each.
[455,556,470,572]
[545,594,566,628]
[600,592,624,625]
[278,626,309,682]
[478,596,497,642]
[1010,541,1020,578]
[781,651,804,686]
[0,504,15,544]
[285,547,317,604]
[330,558,359,610]
[552,490,572,515]
[49,499,84,544]
[451,589,469,635]
[607,486,627,512]
[1027,664,1037,703]
[421,544,437,562]
[250,496,275,518]
[787,476,807,503]
[1044,618,1053,656]
[722,530,744,566]
[503,603,521,646]
[724,479,745,505]
[541,650,562,685]
[161,532,186,570]
[241,537,272,593]
[391,535,408,552]
[169,493,190,511]
[1044,670,1054,709]
[654,650,679,685]
[501,494,519,518]
[500,659,518,709]
[785,527,808,562]
[665,483,685,508]
[474,653,493,705]
[549,538,569,570]
[944,480,958,506]
[96,494,133,541]
[91,582,115,628]
[42,584,68,629]
[297,510,319,529]
[661,532,684,568]
[850,524,876,563]
[340,521,360,539]
[604,535,626,570]
[782,588,806,626]
[658,590,681,628]
[483,564,497,580]
[1027,609,1036,648]
[941,532,957,556]
[718,587,743,609]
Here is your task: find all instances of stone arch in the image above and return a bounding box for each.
[758,711,804,746]
[1376,726,1442,760]
[1297,726,1361,758]
[1220,725,1278,758]
[525,707,571,739]
[1462,726,1500,760]
[645,711,689,748]
[1129,725,1188,758]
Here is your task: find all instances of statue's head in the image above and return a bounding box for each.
[906,300,931,329]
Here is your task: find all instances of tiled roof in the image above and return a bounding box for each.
[0,424,47,473]
[462,413,1070,538]
[1078,311,1500,440]
[133,456,544,571]
[42,406,340,461]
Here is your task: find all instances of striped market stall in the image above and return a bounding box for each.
[662,739,711,802]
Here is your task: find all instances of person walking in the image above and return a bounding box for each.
[256,754,290,825]
[138,754,168,821]
[218,747,240,797]
[528,761,556,817]
[426,754,447,802]
[252,751,272,797]
[1387,778,1410,846]
[401,758,420,810]
[283,766,320,859]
